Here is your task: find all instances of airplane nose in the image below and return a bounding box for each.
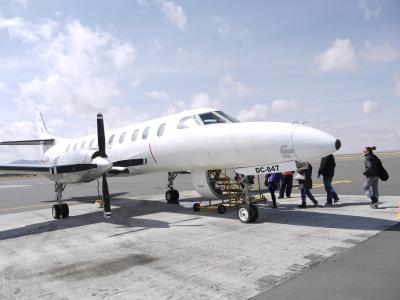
[292,125,340,162]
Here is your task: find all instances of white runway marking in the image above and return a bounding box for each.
[0,184,32,189]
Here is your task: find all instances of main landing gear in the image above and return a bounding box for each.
[52,183,69,219]
[165,172,179,204]
[237,176,259,223]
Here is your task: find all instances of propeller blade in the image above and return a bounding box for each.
[97,113,106,157]
[102,174,111,218]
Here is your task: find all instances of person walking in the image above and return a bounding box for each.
[363,146,382,209]
[278,171,294,199]
[297,163,318,208]
[318,154,339,206]
[267,172,282,208]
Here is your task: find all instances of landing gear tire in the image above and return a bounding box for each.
[250,204,259,222]
[61,203,69,218]
[193,203,201,212]
[237,205,254,223]
[166,189,179,204]
[52,204,61,219]
[217,204,226,214]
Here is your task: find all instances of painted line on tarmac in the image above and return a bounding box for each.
[0,184,32,189]
[313,180,352,189]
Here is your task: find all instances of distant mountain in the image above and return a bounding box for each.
[9,159,41,165]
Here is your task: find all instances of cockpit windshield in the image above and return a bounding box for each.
[198,111,239,125]
[215,111,239,123]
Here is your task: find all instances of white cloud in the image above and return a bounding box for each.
[237,104,270,122]
[0,18,137,118]
[270,99,298,113]
[108,40,136,70]
[0,120,40,162]
[144,90,170,101]
[165,100,186,115]
[237,99,299,121]
[214,16,250,39]
[393,74,400,97]
[150,36,162,53]
[361,42,398,62]
[363,100,381,115]
[314,38,357,72]
[358,0,384,21]
[219,75,249,98]
[0,82,6,92]
[161,1,187,30]
[190,93,220,109]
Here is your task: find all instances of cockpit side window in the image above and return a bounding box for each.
[199,112,226,125]
[177,116,201,129]
[215,111,239,123]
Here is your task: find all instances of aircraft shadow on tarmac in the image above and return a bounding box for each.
[0,195,397,241]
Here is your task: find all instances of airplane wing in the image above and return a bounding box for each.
[0,163,97,175]
[0,139,55,146]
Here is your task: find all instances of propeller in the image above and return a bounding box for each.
[97,113,111,219]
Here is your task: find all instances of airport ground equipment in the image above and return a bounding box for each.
[191,170,267,223]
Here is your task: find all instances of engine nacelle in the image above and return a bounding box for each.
[45,149,107,184]
[54,149,99,166]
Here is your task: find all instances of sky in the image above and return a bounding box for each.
[0,0,399,162]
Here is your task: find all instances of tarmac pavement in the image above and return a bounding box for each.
[0,152,399,299]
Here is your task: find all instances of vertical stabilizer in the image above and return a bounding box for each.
[35,111,54,155]
[35,111,52,140]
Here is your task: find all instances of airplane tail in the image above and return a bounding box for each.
[35,111,55,155]
[35,111,53,140]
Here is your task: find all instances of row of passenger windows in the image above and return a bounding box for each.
[65,111,237,152]
[65,123,166,152]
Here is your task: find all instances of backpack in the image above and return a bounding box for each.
[377,162,389,181]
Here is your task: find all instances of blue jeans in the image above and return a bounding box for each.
[364,176,379,203]
[323,176,339,204]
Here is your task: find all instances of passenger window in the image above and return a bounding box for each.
[66,145,71,152]
[142,127,150,139]
[119,132,126,144]
[81,141,86,149]
[89,139,95,148]
[157,123,166,137]
[131,129,139,142]
[73,143,78,150]
[108,134,115,147]
[177,116,201,129]
[199,112,226,125]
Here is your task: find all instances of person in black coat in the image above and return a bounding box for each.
[318,154,339,206]
[297,163,318,208]
[363,146,381,208]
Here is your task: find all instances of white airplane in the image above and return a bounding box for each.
[0,108,341,223]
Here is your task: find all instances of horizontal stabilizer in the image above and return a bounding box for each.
[113,158,147,167]
[0,139,55,146]
[0,163,97,175]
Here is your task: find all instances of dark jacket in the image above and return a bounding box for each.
[364,153,381,177]
[299,164,313,189]
[318,154,336,177]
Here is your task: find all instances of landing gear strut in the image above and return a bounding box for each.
[165,172,179,204]
[52,183,69,219]
[237,176,259,223]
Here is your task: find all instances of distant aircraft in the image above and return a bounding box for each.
[0,108,341,223]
